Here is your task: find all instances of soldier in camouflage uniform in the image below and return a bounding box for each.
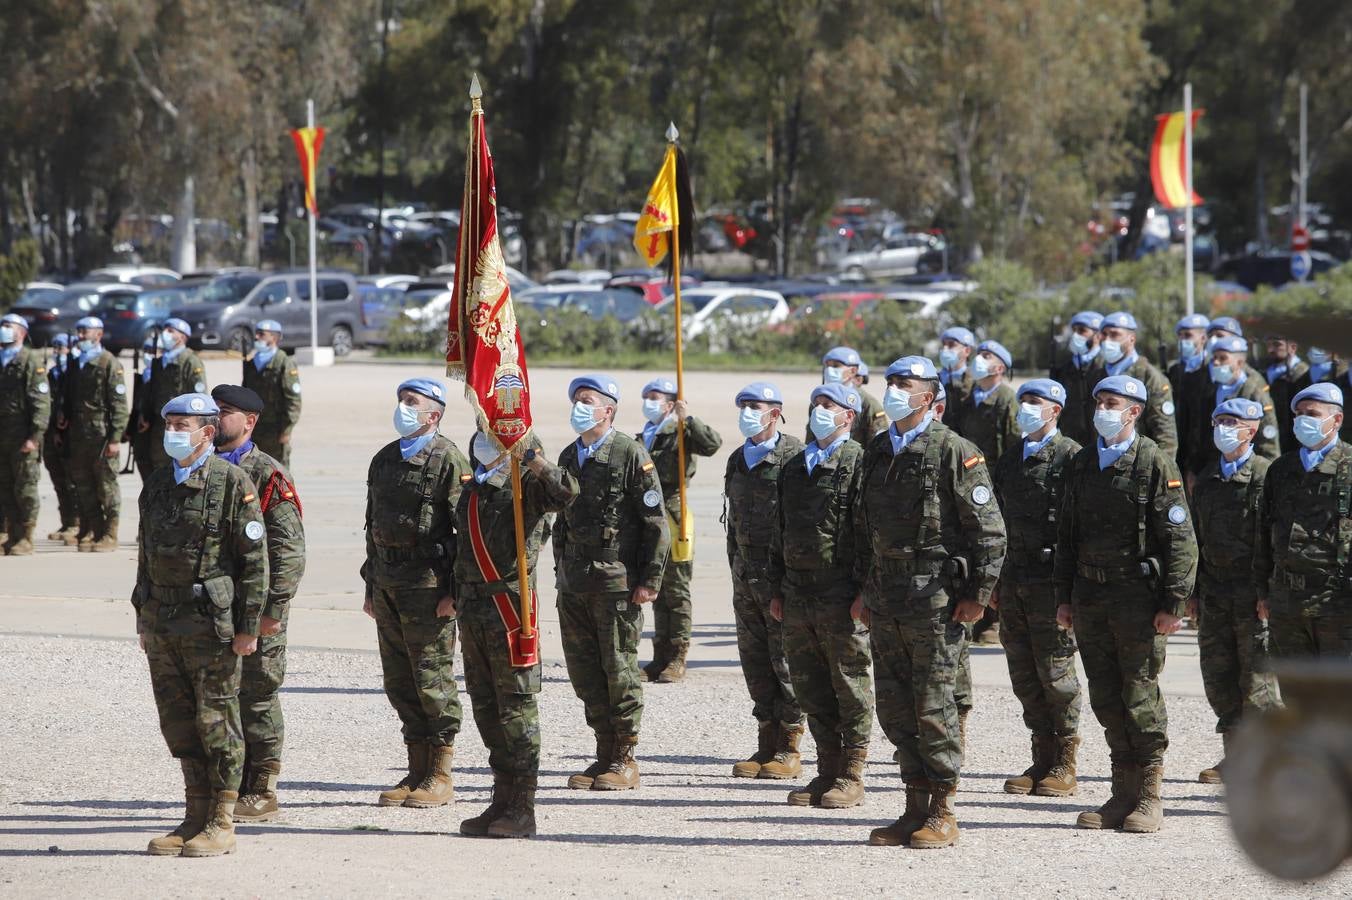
[805,347,887,445]
[210,384,306,822]
[139,318,207,475]
[554,374,669,792]
[135,392,268,857]
[991,379,1083,797]
[1255,382,1352,662]
[1262,334,1308,455]
[0,314,51,556]
[455,432,578,838]
[726,382,806,781]
[242,319,301,468]
[42,334,79,542]
[858,356,1006,850]
[59,317,127,551]
[937,327,976,430]
[1055,374,1197,835]
[362,378,469,809]
[636,376,723,682]
[1049,310,1104,447]
[130,333,160,484]
[1289,346,1345,445]
[1184,336,1279,477]
[1069,312,1179,457]
[768,383,872,809]
[1167,313,1210,471]
[1189,397,1279,785]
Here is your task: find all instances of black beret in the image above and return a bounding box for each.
[211,384,265,414]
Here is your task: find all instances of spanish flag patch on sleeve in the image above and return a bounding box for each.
[460,473,472,483]
[642,461,655,473]
[1167,479,1182,489]
[963,455,984,470]
[243,493,256,503]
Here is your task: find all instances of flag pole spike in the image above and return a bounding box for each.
[666,121,679,143]
[469,73,482,99]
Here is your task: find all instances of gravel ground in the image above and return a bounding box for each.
[2,634,1343,899]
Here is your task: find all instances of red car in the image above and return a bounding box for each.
[606,271,700,305]
[774,291,881,335]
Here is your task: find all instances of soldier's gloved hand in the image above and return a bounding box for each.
[1153,611,1183,636]
[1185,596,1198,620]
[631,586,658,605]
[435,596,457,618]
[1256,598,1269,622]
[232,634,259,656]
[952,599,984,623]
[104,441,120,459]
[674,399,689,421]
[362,596,375,619]
[769,597,784,622]
[849,595,870,628]
[259,616,283,636]
[1056,603,1073,630]
[20,438,36,454]
[280,431,292,445]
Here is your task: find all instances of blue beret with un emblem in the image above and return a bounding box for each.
[1176,313,1210,332]
[940,327,975,347]
[735,382,782,406]
[1211,335,1248,355]
[1101,311,1138,331]
[397,378,447,406]
[1,313,28,329]
[822,346,862,367]
[977,339,1012,370]
[568,374,620,403]
[885,355,939,380]
[256,319,283,334]
[1208,316,1243,336]
[51,333,69,347]
[1213,398,1263,421]
[1018,378,1067,405]
[642,378,678,398]
[161,392,218,418]
[1292,382,1344,411]
[1093,374,1148,403]
[810,382,862,413]
[1070,310,1104,330]
[76,316,104,330]
[163,317,192,337]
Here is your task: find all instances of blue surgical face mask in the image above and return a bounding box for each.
[254,339,271,354]
[810,405,843,441]
[393,402,425,437]
[822,366,844,384]
[163,427,203,462]
[884,386,918,422]
[78,339,96,353]
[1210,362,1235,385]
[1101,340,1124,364]
[1179,338,1202,361]
[972,354,994,380]
[1213,423,1244,454]
[939,348,961,370]
[1295,414,1333,449]
[738,406,768,439]
[570,400,599,435]
[1093,407,1127,440]
[1308,348,1331,366]
[0,326,15,344]
[158,330,177,351]
[1069,333,1090,356]
[1017,402,1048,436]
[642,398,668,424]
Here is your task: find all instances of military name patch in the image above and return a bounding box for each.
[245,521,265,541]
[1262,425,1277,439]
[972,485,992,506]
[1167,505,1187,525]
[115,384,126,395]
[1161,400,1175,416]
[643,489,661,508]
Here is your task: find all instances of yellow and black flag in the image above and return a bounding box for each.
[632,128,693,274]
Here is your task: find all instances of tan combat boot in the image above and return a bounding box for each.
[1076,764,1139,829]
[910,783,960,848]
[592,735,640,790]
[1122,765,1165,833]
[820,748,867,809]
[460,771,510,836]
[568,733,614,790]
[181,791,238,857]
[234,760,281,822]
[655,640,690,683]
[732,721,777,778]
[1004,734,1054,795]
[1036,735,1080,797]
[643,642,669,681]
[147,760,211,856]
[788,745,840,806]
[868,779,930,846]
[91,518,119,552]
[1199,732,1230,784]
[758,722,804,779]
[378,743,429,807]
[5,524,35,556]
[76,530,95,551]
[48,522,79,542]
[404,744,455,807]
[487,776,537,838]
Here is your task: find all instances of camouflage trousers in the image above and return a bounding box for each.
[67,438,120,537]
[1198,588,1279,733]
[870,604,966,788]
[999,580,1082,736]
[371,585,462,746]
[42,430,78,529]
[558,590,644,737]
[650,558,692,646]
[253,429,291,470]
[0,440,41,532]
[732,562,801,727]
[1269,608,1352,660]
[955,632,973,714]
[143,630,245,793]
[240,609,288,765]
[459,595,542,777]
[1073,583,1168,767]
[781,594,874,752]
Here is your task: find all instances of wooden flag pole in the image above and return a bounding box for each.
[667,122,689,547]
[510,455,534,639]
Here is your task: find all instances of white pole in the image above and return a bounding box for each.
[307,98,319,355]
[1184,83,1195,316]
[1299,82,1308,231]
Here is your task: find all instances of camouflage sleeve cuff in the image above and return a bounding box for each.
[262,597,289,621]
[239,612,261,637]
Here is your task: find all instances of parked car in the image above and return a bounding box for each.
[517,285,652,323]
[428,263,537,294]
[641,288,790,343]
[85,265,181,286]
[542,269,612,285]
[1215,251,1338,291]
[836,232,945,280]
[171,270,363,355]
[98,280,204,354]
[357,274,419,290]
[607,269,701,305]
[12,282,141,347]
[775,291,882,335]
[14,281,64,309]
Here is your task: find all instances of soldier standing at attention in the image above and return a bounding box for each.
[1189,398,1279,784]
[454,432,577,838]
[636,376,722,682]
[808,347,886,444]
[136,392,267,857]
[1288,346,1345,445]
[1255,382,1352,661]
[1262,334,1308,454]
[242,319,301,468]
[768,383,872,810]
[554,374,669,791]
[209,385,306,822]
[991,379,1083,798]
[726,382,806,781]
[858,356,1005,850]
[1168,313,1210,469]
[937,327,976,429]
[0,314,50,556]
[1055,374,1196,834]
[1185,335,1279,480]
[43,334,79,543]
[139,318,207,475]
[361,378,469,809]
[59,316,127,551]
[1049,310,1104,446]
[130,334,160,484]
[1084,312,1179,456]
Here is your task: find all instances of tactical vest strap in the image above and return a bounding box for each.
[912,432,945,552]
[1130,446,1150,561]
[416,443,449,539]
[194,462,228,584]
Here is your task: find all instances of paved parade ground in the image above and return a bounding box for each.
[1,357,1345,897]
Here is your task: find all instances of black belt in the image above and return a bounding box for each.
[374,544,444,563]
[1076,561,1149,584]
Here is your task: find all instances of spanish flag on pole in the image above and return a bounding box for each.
[1150,110,1203,209]
[289,126,326,215]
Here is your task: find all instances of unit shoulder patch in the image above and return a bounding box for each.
[1167,505,1187,525]
[245,520,265,541]
[971,485,992,505]
[643,489,661,508]
[1161,400,1176,416]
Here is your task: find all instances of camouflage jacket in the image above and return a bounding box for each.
[1166,360,1208,468]
[229,444,306,621]
[243,350,302,437]
[553,430,670,594]
[636,414,723,519]
[363,434,470,591]
[0,346,51,444]
[803,387,887,446]
[134,454,269,637]
[724,431,805,570]
[1049,353,1100,447]
[1192,453,1268,602]
[938,367,973,430]
[63,349,128,444]
[1264,357,1308,455]
[992,430,1081,581]
[142,348,207,424]
[1184,370,1279,476]
[958,381,1021,464]
[1053,433,1197,614]
[44,356,68,437]
[1078,355,1179,456]
[768,438,864,600]
[854,421,1006,614]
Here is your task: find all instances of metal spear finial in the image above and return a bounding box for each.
[470,74,482,99]
[666,121,679,143]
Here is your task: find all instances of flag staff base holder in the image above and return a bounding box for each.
[294,347,335,367]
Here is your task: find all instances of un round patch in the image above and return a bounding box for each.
[972,485,992,506]
[189,397,205,412]
[38,383,48,393]
[761,387,773,399]
[194,381,205,392]
[1263,425,1277,439]
[1167,505,1186,525]
[115,384,126,395]
[245,520,265,541]
[292,382,302,394]
[1161,400,1175,416]
[643,489,661,508]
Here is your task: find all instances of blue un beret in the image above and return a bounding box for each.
[1070,311,1104,330]
[161,392,219,418]
[397,378,448,406]
[51,333,69,348]
[935,381,947,402]
[1093,374,1148,403]
[885,355,939,381]
[735,381,783,406]
[1208,316,1243,336]
[163,317,192,337]
[977,339,1012,370]
[255,319,282,334]
[940,327,976,347]
[1102,311,1138,331]
[642,377,678,398]
[1213,398,1263,421]
[1018,378,1067,405]
[858,361,870,377]
[822,346,862,367]
[1,313,28,330]
[1211,335,1248,355]
[568,374,620,404]
[810,382,862,413]
[1292,382,1344,411]
[1176,313,1210,332]
[142,335,156,349]
[76,316,104,330]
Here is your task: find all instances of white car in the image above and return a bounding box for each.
[357,274,419,290]
[85,265,181,286]
[648,287,790,341]
[837,233,943,280]
[542,269,612,285]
